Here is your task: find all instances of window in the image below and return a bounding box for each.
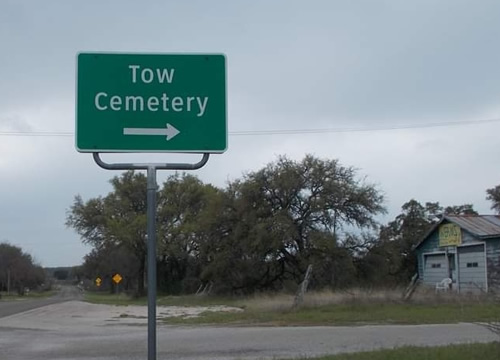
[466,262,478,268]
[431,263,441,268]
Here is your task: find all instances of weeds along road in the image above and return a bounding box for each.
[0,300,497,360]
[0,285,82,318]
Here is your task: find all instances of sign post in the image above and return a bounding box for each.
[146,167,157,357]
[76,52,226,360]
[112,273,123,294]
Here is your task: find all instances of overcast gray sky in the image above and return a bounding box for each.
[1,0,500,267]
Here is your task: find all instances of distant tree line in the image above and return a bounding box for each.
[66,154,499,295]
[0,243,46,295]
[45,266,82,282]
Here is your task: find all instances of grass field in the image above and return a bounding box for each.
[84,288,500,327]
[160,301,500,326]
[84,292,239,307]
[296,342,500,360]
[0,289,56,301]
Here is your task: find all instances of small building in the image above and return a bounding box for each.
[415,215,500,294]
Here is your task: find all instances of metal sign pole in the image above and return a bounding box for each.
[92,153,210,360]
[147,166,157,360]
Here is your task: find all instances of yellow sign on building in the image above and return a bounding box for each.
[439,223,461,247]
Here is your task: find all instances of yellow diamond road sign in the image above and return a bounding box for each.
[95,277,102,286]
[112,274,123,284]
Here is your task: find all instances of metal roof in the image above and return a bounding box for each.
[444,215,500,238]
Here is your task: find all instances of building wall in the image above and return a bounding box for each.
[416,230,440,280]
[416,223,479,279]
[486,238,500,293]
[461,230,479,246]
[416,221,489,292]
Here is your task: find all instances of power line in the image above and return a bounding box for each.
[230,118,500,135]
[0,131,73,137]
[0,118,499,137]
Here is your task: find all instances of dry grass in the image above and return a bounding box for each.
[86,287,500,326]
[409,286,499,306]
[237,293,294,312]
[238,286,499,312]
[303,288,403,307]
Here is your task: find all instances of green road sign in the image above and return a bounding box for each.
[76,53,227,153]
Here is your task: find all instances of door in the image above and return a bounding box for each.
[457,244,487,293]
[423,253,448,286]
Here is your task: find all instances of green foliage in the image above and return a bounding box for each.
[198,155,386,292]
[360,200,437,285]
[45,266,79,282]
[0,242,45,295]
[156,173,219,294]
[53,269,69,280]
[444,204,478,215]
[82,245,140,293]
[486,185,500,214]
[66,171,148,295]
[68,155,387,295]
[67,155,487,295]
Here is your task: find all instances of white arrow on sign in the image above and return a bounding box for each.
[123,123,180,141]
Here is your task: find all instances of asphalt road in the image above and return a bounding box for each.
[0,285,82,318]
[0,298,498,360]
[0,322,497,360]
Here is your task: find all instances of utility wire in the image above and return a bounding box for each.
[230,118,500,135]
[0,118,499,137]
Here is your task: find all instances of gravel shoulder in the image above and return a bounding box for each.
[0,300,243,330]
